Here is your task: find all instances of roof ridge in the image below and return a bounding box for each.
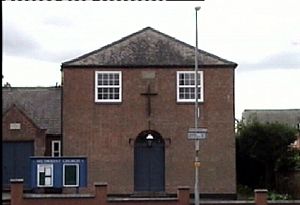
[145,27,236,65]
[2,89,60,93]
[62,27,155,66]
[2,87,61,90]
[244,109,300,112]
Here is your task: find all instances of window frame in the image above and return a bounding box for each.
[37,164,53,188]
[176,71,204,103]
[63,163,79,187]
[95,71,122,103]
[51,140,61,157]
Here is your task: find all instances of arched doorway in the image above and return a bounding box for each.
[134,130,165,192]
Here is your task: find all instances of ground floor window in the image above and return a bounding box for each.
[37,164,53,187]
[51,140,61,157]
[63,164,79,187]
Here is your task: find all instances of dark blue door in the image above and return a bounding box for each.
[134,131,165,192]
[2,141,34,189]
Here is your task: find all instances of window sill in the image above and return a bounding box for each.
[176,101,204,105]
[94,101,122,105]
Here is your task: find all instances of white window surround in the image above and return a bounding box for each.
[51,140,61,157]
[95,71,122,103]
[63,164,79,187]
[176,71,204,103]
[37,164,53,187]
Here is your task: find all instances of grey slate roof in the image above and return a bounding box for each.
[2,87,61,135]
[242,109,300,128]
[62,27,237,68]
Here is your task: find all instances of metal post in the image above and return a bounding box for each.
[194,6,201,205]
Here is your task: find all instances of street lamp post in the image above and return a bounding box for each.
[194,6,201,205]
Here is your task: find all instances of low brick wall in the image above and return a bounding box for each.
[8,179,300,205]
[9,179,189,205]
[276,170,300,199]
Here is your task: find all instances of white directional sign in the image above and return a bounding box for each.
[187,128,208,140]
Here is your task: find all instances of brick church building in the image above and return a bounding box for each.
[61,27,237,197]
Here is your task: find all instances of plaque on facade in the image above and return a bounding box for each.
[10,123,21,130]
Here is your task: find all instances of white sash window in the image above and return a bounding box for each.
[95,71,122,103]
[177,71,204,102]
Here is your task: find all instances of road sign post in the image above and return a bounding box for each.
[188,127,207,205]
[187,128,208,140]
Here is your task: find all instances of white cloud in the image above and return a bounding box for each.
[2,0,300,118]
[2,55,61,87]
[235,68,300,119]
[240,51,300,70]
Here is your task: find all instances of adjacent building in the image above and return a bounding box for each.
[242,109,300,149]
[2,87,61,189]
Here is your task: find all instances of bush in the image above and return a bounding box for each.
[237,185,254,200]
[268,191,292,200]
[236,121,297,190]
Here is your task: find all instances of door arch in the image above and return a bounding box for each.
[134,130,165,192]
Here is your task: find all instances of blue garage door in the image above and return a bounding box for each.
[2,141,34,189]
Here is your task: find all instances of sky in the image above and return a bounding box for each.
[2,1,300,120]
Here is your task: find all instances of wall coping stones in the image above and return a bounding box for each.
[24,193,94,199]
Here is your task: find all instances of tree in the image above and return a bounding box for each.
[236,121,297,190]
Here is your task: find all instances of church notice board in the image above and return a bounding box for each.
[30,156,87,189]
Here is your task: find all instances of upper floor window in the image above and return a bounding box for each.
[51,140,61,157]
[95,71,122,103]
[176,71,204,102]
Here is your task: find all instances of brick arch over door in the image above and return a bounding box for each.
[134,130,165,192]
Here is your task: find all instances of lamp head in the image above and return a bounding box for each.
[146,134,154,147]
[146,134,154,140]
[195,6,201,11]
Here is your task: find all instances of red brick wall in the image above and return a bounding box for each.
[276,170,300,199]
[62,67,236,195]
[10,180,190,205]
[2,105,46,155]
[11,180,299,205]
